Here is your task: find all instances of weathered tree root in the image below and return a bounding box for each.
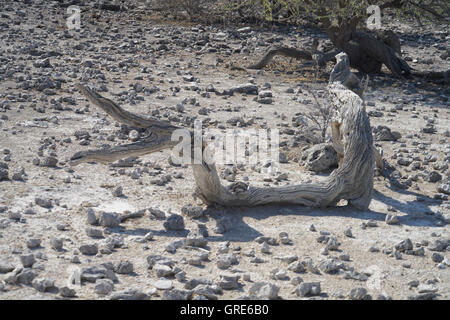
[247,46,314,69]
[247,43,340,70]
[71,54,375,210]
[249,29,449,83]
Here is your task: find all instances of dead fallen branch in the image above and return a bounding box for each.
[71,54,375,210]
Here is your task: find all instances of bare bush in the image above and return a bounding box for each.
[293,88,334,144]
[151,0,206,20]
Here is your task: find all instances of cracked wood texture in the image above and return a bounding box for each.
[192,81,374,210]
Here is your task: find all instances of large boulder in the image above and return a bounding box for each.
[300,143,338,173]
[373,125,401,141]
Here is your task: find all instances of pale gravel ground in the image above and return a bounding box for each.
[0,0,448,300]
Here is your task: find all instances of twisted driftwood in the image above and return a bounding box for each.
[70,54,374,210]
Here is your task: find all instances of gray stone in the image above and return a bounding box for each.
[291,276,304,286]
[385,214,399,225]
[437,182,450,195]
[110,289,148,300]
[287,261,306,273]
[295,282,321,297]
[95,279,114,295]
[26,238,41,249]
[50,238,63,251]
[20,254,35,268]
[300,143,338,173]
[59,286,76,297]
[431,252,444,263]
[326,237,341,250]
[395,238,413,252]
[374,126,401,141]
[86,208,98,225]
[193,285,220,300]
[218,274,240,290]
[35,197,52,208]
[186,231,207,247]
[230,83,258,95]
[260,242,271,254]
[0,260,15,273]
[81,265,115,283]
[344,227,353,237]
[248,281,279,299]
[301,257,320,274]
[417,284,438,294]
[425,171,442,183]
[154,279,173,290]
[216,253,238,270]
[408,293,438,300]
[79,244,98,256]
[214,216,233,234]
[349,287,368,300]
[40,156,58,168]
[181,204,204,218]
[86,227,103,238]
[154,264,174,277]
[319,258,346,274]
[184,278,213,290]
[34,58,52,68]
[112,186,123,197]
[8,211,21,221]
[428,239,450,252]
[32,277,55,292]
[162,289,192,300]
[16,269,37,285]
[163,214,185,231]
[98,212,120,228]
[0,168,8,181]
[114,260,134,274]
[146,255,175,269]
[148,207,166,219]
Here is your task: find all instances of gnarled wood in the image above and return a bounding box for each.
[247,46,314,70]
[71,54,374,210]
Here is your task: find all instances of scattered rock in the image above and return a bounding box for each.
[59,286,77,298]
[248,281,279,299]
[114,260,134,274]
[26,238,41,249]
[110,289,148,300]
[155,279,173,290]
[296,282,321,297]
[32,278,55,292]
[50,238,63,251]
[79,244,98,256]
[86,208,98,225]
[181,204,204,218]
[395,238,413,252]
[35,197,52,208]
[98,212,120,228]
[162,289,192,300]
[300,143,338,173]
[163,214,185,231]
[0,260,15,273]
[218,274,240,290]
[348,287,368,300]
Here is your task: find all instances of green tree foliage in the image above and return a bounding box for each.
[153,0,449,27]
